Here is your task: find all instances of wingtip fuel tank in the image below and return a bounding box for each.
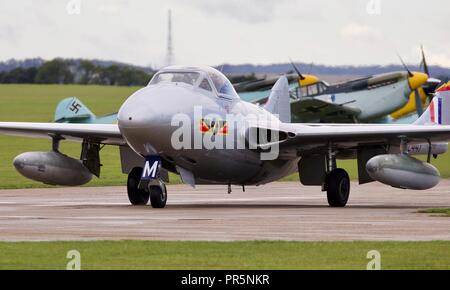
[13,151,93,186]
[366,154,440,190]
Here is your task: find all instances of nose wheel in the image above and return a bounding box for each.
[127,167,150,205]
[127,167,168,208]
[149,183,167,208]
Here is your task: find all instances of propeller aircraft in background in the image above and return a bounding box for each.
[236,47,441,124]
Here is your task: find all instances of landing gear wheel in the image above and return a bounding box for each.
[149,184,167,208]
[326,168,350,207]
[127,167,150,205]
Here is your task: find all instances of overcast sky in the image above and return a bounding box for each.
[0,0,449,68]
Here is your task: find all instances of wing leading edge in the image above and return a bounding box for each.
[0,122,124,145]
[280,123,450,147]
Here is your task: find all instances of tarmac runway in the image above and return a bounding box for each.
[0,181,449,241]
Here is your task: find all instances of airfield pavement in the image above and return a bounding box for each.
[0,181,449,241]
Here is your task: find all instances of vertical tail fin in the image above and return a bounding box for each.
[54,97,96,123]
[264,76,291,123]
[414,83,450,125]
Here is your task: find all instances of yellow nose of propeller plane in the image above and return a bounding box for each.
[408,72,429,90]
[298,74,320,87]
[391,72,430,119]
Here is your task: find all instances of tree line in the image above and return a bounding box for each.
[0,59,154,86]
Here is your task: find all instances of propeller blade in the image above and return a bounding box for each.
[414,89,424,116]
[397,54,414,78]
[288,57,306,80]
[421,45,430,76]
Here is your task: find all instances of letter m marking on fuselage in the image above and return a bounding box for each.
[141,156,161,181]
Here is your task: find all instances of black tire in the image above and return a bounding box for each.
[149,185,167,208]
[127,167,150,205]
[326,168,350,207]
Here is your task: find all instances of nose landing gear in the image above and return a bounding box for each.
[127,156,168,208]
[127,167,150,205]
[149,182,167,208]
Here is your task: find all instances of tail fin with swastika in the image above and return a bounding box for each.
[54,97,97,123]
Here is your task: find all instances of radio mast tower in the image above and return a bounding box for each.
[166,9,174,67]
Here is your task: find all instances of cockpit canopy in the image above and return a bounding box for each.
[149,66,239,99]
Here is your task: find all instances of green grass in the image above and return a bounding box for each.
[419,208,450,217]
[0,241,448,270]
[0,84,181,188]
[0,84,450,188]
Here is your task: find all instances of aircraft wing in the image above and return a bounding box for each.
[234,74,298,93]
[290,98,361,123]
[0,122,124,145]
[277,123,450,151]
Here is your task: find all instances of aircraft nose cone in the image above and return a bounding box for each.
[117,107,150,129]
[118,85,200,130]
[408,72,428,90]
[118,88,161,129]
[117,85,198,155]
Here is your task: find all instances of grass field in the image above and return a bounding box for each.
[420,208,450,217]
[0,84,182,188]
[1,84,450,188]
[0,241,448,270]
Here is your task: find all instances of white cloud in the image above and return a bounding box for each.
[179,0,286,24]
[0,25,16,41]
[406,45,450,68]
[340,23,382,42]
[97,4,121,15]
[428,53,450,67]
[0,0,448,67]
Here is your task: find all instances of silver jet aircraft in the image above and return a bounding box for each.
[1,66,450,208]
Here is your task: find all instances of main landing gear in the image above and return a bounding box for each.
[324,144,350,207]
[127,167,167,208]
[325,168,350,207]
